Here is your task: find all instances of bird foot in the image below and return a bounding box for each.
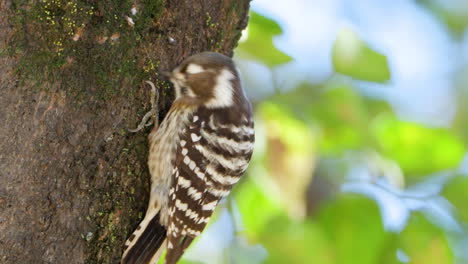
[128,81,160,133]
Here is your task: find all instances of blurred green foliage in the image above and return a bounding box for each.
[372,114,465,176]
[399,215,453,264]
[333,29,391,83]
[419,0,468,37]
[443,176,468,222]
[236,12,292,67]
[183,2,468,263]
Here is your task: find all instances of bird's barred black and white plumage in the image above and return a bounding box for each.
[122,52,254,264]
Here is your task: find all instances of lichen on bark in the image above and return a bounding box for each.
[10,0,165,99]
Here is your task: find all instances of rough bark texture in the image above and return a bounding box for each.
[0,0,250,263]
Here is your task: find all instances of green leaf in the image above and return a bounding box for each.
[253,194,396,264]
[332,28,391,82]
[371,114,465,176]
[267,82,392,154]
[236,12,292,67]
[419,0,468,37]
[310,84,371,153]
[261,216,334,264]
[259,101,316,155]
[398,214,453,264]
[453,65,468,144]
[442,176,468,222]
[178,260,204,264]
[234,178,285,239]
[253,101,317,218]
[317,194,394,264]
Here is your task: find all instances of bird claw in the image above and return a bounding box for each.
[128,81,160,133]
[145,119,154,127]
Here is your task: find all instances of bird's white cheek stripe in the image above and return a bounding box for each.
[186,64,205,74]
[205,69,235,108]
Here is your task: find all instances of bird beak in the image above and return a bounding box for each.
[160,70,172,79]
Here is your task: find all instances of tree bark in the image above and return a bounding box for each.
[0,0,250,263]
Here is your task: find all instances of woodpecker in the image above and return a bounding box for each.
[122,52,255,264]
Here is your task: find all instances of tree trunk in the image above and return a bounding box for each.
[0,0,250,263]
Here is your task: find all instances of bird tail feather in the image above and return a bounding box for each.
[121,211,167,264]
[165,236,194,264]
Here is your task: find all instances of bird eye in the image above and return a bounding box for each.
[181,86,188,95]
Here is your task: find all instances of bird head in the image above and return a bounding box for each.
[163,52,244,109]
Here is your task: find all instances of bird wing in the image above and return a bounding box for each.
[164,108,254,264]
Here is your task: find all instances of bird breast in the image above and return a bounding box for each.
[147,108,192,224]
